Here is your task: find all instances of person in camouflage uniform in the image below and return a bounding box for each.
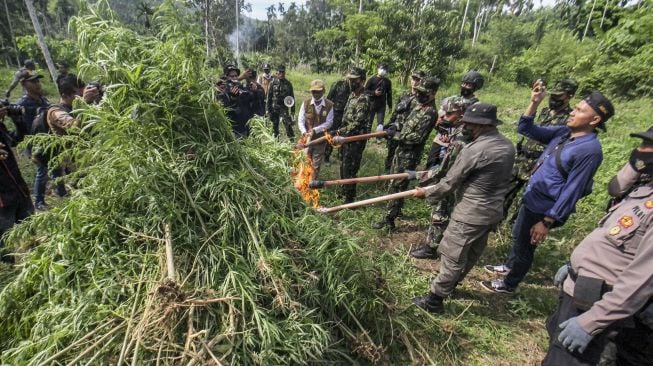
[337,67,373,204]
[410,96,470,259]
[425,71,483,169]
[265,65,296,139]
[372,77,439,230]
[502,79,577,220]
[383,70,425,173]
[324,75,351,163]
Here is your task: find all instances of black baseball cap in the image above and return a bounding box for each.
[584,90,614,129]
[630,126,653,143]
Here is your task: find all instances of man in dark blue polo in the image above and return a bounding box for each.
[482,80,614,294]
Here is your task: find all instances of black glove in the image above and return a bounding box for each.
[384,124,397,138]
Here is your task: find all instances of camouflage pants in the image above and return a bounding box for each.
[384,152,420,221]
[502,175,527,223]
[270,110,294,139]
[425,142,445,170]
[325,110,343,162]
[339,139,368,202]
[426,196,454,249]
[383,139,398,174]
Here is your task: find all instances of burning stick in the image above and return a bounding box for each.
[309,170,426,189]
[296,131,387,149]
[317,189,417,214]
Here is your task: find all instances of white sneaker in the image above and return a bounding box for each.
[484,264,510,275]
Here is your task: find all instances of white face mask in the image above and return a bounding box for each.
[313,97,323,104]
[378,68,387,77]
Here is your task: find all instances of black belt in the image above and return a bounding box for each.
[568,266,613,293]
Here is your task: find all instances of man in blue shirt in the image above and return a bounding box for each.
[481,80,614,294]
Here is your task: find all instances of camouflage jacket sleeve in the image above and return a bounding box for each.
[388,91,412,126]
[338,94,371,136]
[265,80,274,114]
[396,105,436,145]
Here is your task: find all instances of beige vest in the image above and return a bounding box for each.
[303,98,334,131]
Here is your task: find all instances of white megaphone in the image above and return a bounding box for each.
[283,96,295,108]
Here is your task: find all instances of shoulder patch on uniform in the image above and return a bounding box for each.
[618,215,634,228]
[609,226,621,236]
[645,200,653,209]
[635,159,646,171]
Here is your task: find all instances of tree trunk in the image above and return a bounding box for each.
[460,0,470,39]
[582,0,597,42]
[24,0,58,86]
[235,0,240,68]
[4,0,20,65]
[205,0,210,59]
[599,0,610,29]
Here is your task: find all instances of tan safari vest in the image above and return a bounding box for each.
[303,98,334,131]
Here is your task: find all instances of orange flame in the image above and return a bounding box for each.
[291,134,321,208]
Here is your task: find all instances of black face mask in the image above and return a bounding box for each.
[549,98,565,111]
[416,92,429,104]
[629,149,653,175]
[461,124,475,140]
[460,87,474,98]
[348,80,361,91]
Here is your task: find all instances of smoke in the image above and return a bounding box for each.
[227,15,258,67]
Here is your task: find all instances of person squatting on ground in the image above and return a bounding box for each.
[324,74,351,163]
[4,59,36,99]
[411,103,515,314]
[372,77,439,230]
[410,96,469,260]
[297,79,334,180]
[504,79,578,221]
[365,62,392,136]
[337,67,372,204]
[424,70,483,169]
[383,70,424,174]
[541,136,653,365]
[0,107,34,263]
[265,65,295,139]
[482,81,614,294]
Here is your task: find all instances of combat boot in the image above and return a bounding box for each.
[412,292,444,314]
[372,218,395,230]
[410,245,438,259]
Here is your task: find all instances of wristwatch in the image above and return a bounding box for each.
[541,219,554,229]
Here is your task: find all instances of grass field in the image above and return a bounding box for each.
[0,66,650,365]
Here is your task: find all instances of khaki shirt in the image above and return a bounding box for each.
[563,181,653,335]
[424,129,515,225]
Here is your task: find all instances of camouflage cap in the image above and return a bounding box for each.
[415,77,440,93]
[441,96,465,113]
[309,79,326,91]
[584,90,614,129]
[262,63,271,69]
[411,70,427,79]
[277,65,286,72]
[550,79,578,96]
[223,64,240,76]
[346,67,366,80]
[462,71,484,90]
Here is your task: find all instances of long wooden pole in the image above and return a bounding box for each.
[24,0,58,87]
[310,171,426,189]
[3,0,20,65]
[317,189,417,214]
[299,131,388,148]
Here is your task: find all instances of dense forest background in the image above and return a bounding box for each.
[1,0,652,97]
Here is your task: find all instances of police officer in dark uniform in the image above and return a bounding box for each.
[266,65,296,139]
[218,65,253,138]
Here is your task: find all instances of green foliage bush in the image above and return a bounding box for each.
[16,35,80,69]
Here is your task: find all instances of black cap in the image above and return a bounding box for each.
[461,102,502,126]
[56,61,68,68]
[550,79,578,96]
[584,90,614,128]
[630,126,653,143]
[346,67,366,80]
[378,62,388,70]
[277,65,286,72]
[21,74,43,82]
[24,59,35,69]
[415,77,440,93]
